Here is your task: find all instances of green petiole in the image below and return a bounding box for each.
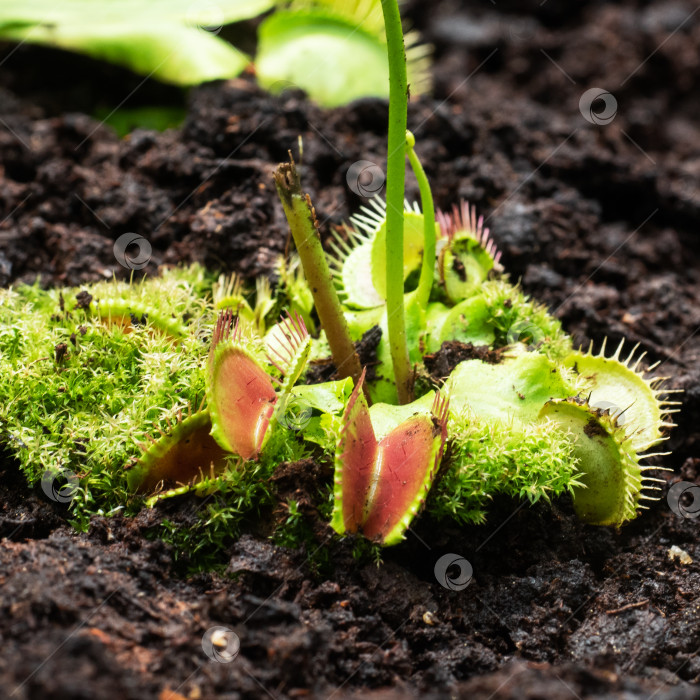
[405,129,436,308]
[380,0,412,404]
[274,157,364,390]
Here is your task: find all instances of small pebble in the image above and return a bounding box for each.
[668,545,693,565]
[423,611,438,626]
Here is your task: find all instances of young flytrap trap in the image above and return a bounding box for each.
[0,1,680,565]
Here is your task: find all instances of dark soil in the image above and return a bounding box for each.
[2,0,700,698]
[425,341,504,381]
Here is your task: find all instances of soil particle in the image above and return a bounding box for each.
[584,417,609,438]
[424,340,503,381]
[75,289,93,309]
[306,325,382,385]
[54,341,68,363]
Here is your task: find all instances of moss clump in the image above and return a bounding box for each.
[0,267,211,526]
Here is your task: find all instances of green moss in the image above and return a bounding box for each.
[153,457,278,574]
[0,267,213,528]
[431,411,581,525]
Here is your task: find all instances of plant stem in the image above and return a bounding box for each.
[380,0,412,404]
[406,130,436,308]
[274,157,364,390]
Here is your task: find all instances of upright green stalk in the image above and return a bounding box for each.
[406,130,436,308]
[274,158,364,389]
[380,0,412,404]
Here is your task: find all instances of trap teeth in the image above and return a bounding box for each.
[566,339,679,455]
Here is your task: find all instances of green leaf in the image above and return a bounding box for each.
[0,0,274,85]
[290,377,354,415]
[257,10,391,107]
[370,210,427,300]
[446,350,580,426]
[94,106,186,137]
[434,296,496,350]
[0,0,275,26]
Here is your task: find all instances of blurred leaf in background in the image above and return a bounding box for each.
[0,0,431,106]
[94,105,187,136]
[257,1,431,107]
[0,0,274,85]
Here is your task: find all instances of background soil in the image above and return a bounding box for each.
[1,0,700,698]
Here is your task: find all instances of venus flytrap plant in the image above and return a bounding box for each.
[435,343,679,527]
[206,310,280,460]
[0,0,682,566]
[331,369,449,545]
[0,238,681,555]
[436,201,502,304]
